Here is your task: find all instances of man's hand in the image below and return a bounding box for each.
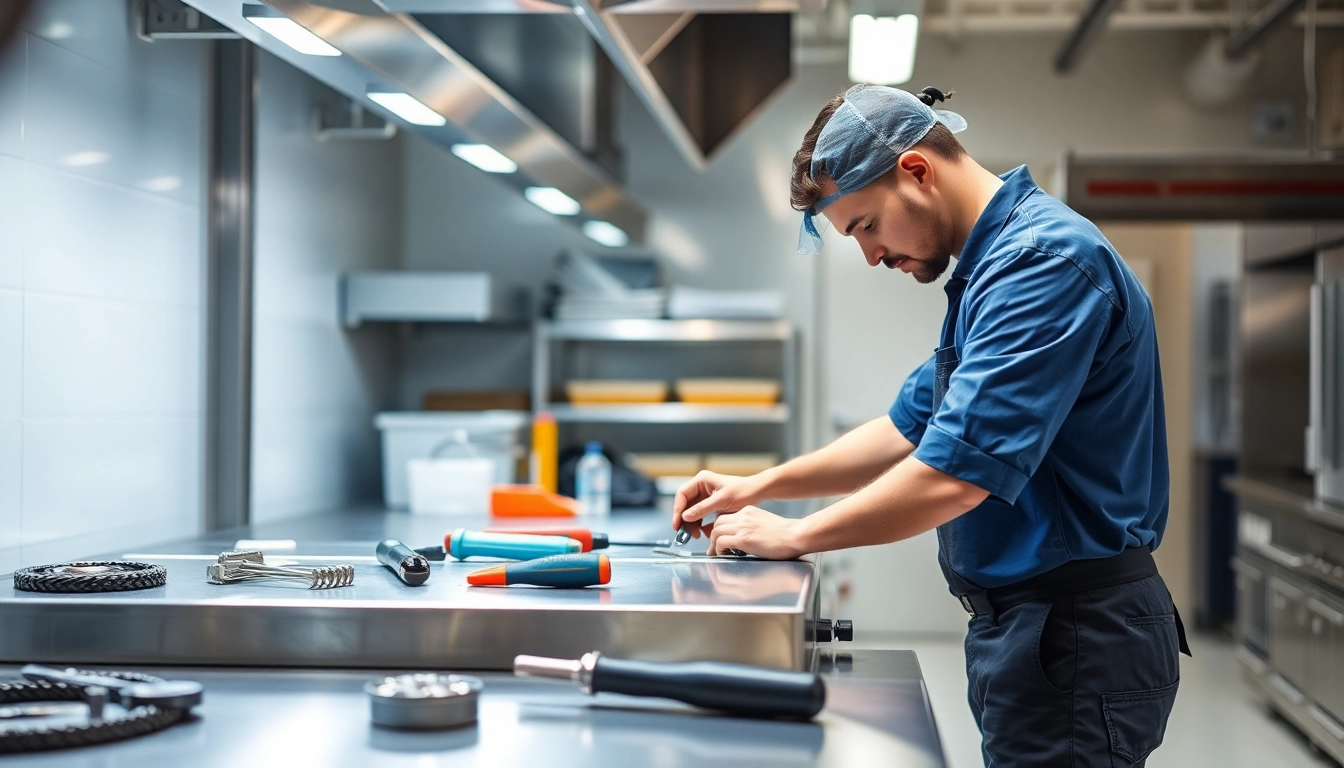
[671,471,765,539]
[707,506,804,560]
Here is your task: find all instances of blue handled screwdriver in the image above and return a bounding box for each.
[440,529,581,561]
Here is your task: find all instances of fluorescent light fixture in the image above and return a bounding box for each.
[451,144,517,174]
[242,5,340,57]
[140,176,182,193]
[582,220,629,248]
[63,151,109,167]
[367,91,446,127]
[524,187,581,216]
[849,14,919,85]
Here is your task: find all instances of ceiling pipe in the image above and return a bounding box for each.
[1053,0,1126,73]
[1226,0,1305,59]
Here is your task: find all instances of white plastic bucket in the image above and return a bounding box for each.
[407,457,495,516]
[375,411,529,509]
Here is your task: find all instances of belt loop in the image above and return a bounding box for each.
[959,592,996,623]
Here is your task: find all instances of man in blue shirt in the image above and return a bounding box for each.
[672,85,1188,766]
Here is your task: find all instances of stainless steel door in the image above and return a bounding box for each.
[1234,556,1270,656]
[1314,245,1344,505]
[1270,576,1311,688]
[1306,589,1344,723]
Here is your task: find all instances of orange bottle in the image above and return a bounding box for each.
[531,411,558,493]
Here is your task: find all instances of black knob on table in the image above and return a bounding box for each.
[835,620,854,642]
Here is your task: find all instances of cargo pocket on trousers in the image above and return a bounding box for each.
[1102,678,1180,764]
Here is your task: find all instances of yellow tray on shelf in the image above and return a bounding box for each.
[565,379,670,405]
[674,378,780,405]
[627,452,704,478]
[704,453,779,476]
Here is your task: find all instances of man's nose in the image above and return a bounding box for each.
[864,244,885,267]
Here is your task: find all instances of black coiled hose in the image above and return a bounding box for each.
[0,670,191,754]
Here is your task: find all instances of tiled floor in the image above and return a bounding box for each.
[862,632,1339,768]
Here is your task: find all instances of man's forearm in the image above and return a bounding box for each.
[755,416,915,501]
[794,456,988,553]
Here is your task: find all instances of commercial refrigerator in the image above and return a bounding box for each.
[1312,244,1344,506]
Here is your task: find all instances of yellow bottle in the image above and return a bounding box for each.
[531,411,558,493]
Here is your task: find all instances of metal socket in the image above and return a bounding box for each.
[365,673,483,729]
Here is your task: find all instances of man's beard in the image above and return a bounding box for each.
[911,252,951,283]
[897,192,954,284]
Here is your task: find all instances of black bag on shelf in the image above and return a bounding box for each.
[558,445,658,509]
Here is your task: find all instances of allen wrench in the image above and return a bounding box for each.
[206,550,355,589]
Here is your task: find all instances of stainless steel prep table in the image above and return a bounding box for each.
[0,508,823,671]
[0,508,948,765]
[0,651,945,767]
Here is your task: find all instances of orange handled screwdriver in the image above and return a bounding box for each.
[467,553,611,588]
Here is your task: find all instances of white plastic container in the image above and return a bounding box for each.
[375,411,529,510]
[407,457,495,516]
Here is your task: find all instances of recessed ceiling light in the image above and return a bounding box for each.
[582,220,629,248]
[524,187,581,216]
[849,13,920,85]
[242,5,341,57]
[451,144,517,174]
[367,90,447,127]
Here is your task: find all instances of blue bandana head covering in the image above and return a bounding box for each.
[797,85,968,255]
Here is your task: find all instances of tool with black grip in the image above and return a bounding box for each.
[513,652,826,720]
[376,539,430,587]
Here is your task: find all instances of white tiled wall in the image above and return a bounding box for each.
[0,2,206,573]
[249,51,401,524]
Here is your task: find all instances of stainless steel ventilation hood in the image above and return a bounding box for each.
[1061,154,1344,221]
[184,0,648,241]
[184,1,818,243]
[363,0,816,168]
[575,1,813,168]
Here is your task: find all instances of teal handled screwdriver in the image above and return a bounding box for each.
[467,553,611,588]
[431,529,581,561]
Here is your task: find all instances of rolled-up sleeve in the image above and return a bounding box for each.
[914,248,1115,503]
[889,355,936,445]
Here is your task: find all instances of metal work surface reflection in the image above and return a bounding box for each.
[3,556,812,610]
[0,660,946,768]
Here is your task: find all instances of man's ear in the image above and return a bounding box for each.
[897,150,934,188]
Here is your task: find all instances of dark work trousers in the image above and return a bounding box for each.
[964,574,1182,767]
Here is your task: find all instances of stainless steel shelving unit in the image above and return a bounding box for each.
[549,403,790,424]
[532,319,799,458]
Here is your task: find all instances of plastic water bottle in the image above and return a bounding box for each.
[576,441,612,518]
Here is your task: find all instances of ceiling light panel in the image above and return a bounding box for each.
[367,91,447,127]
[525,187,582,216]
[582,220,629,247]
[451,144,518,174]
[242,5,341,57]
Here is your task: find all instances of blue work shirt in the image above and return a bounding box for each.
[889,166,1169,589]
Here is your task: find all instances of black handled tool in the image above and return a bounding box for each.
[513,652,826,720]
[377,539,430,587]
